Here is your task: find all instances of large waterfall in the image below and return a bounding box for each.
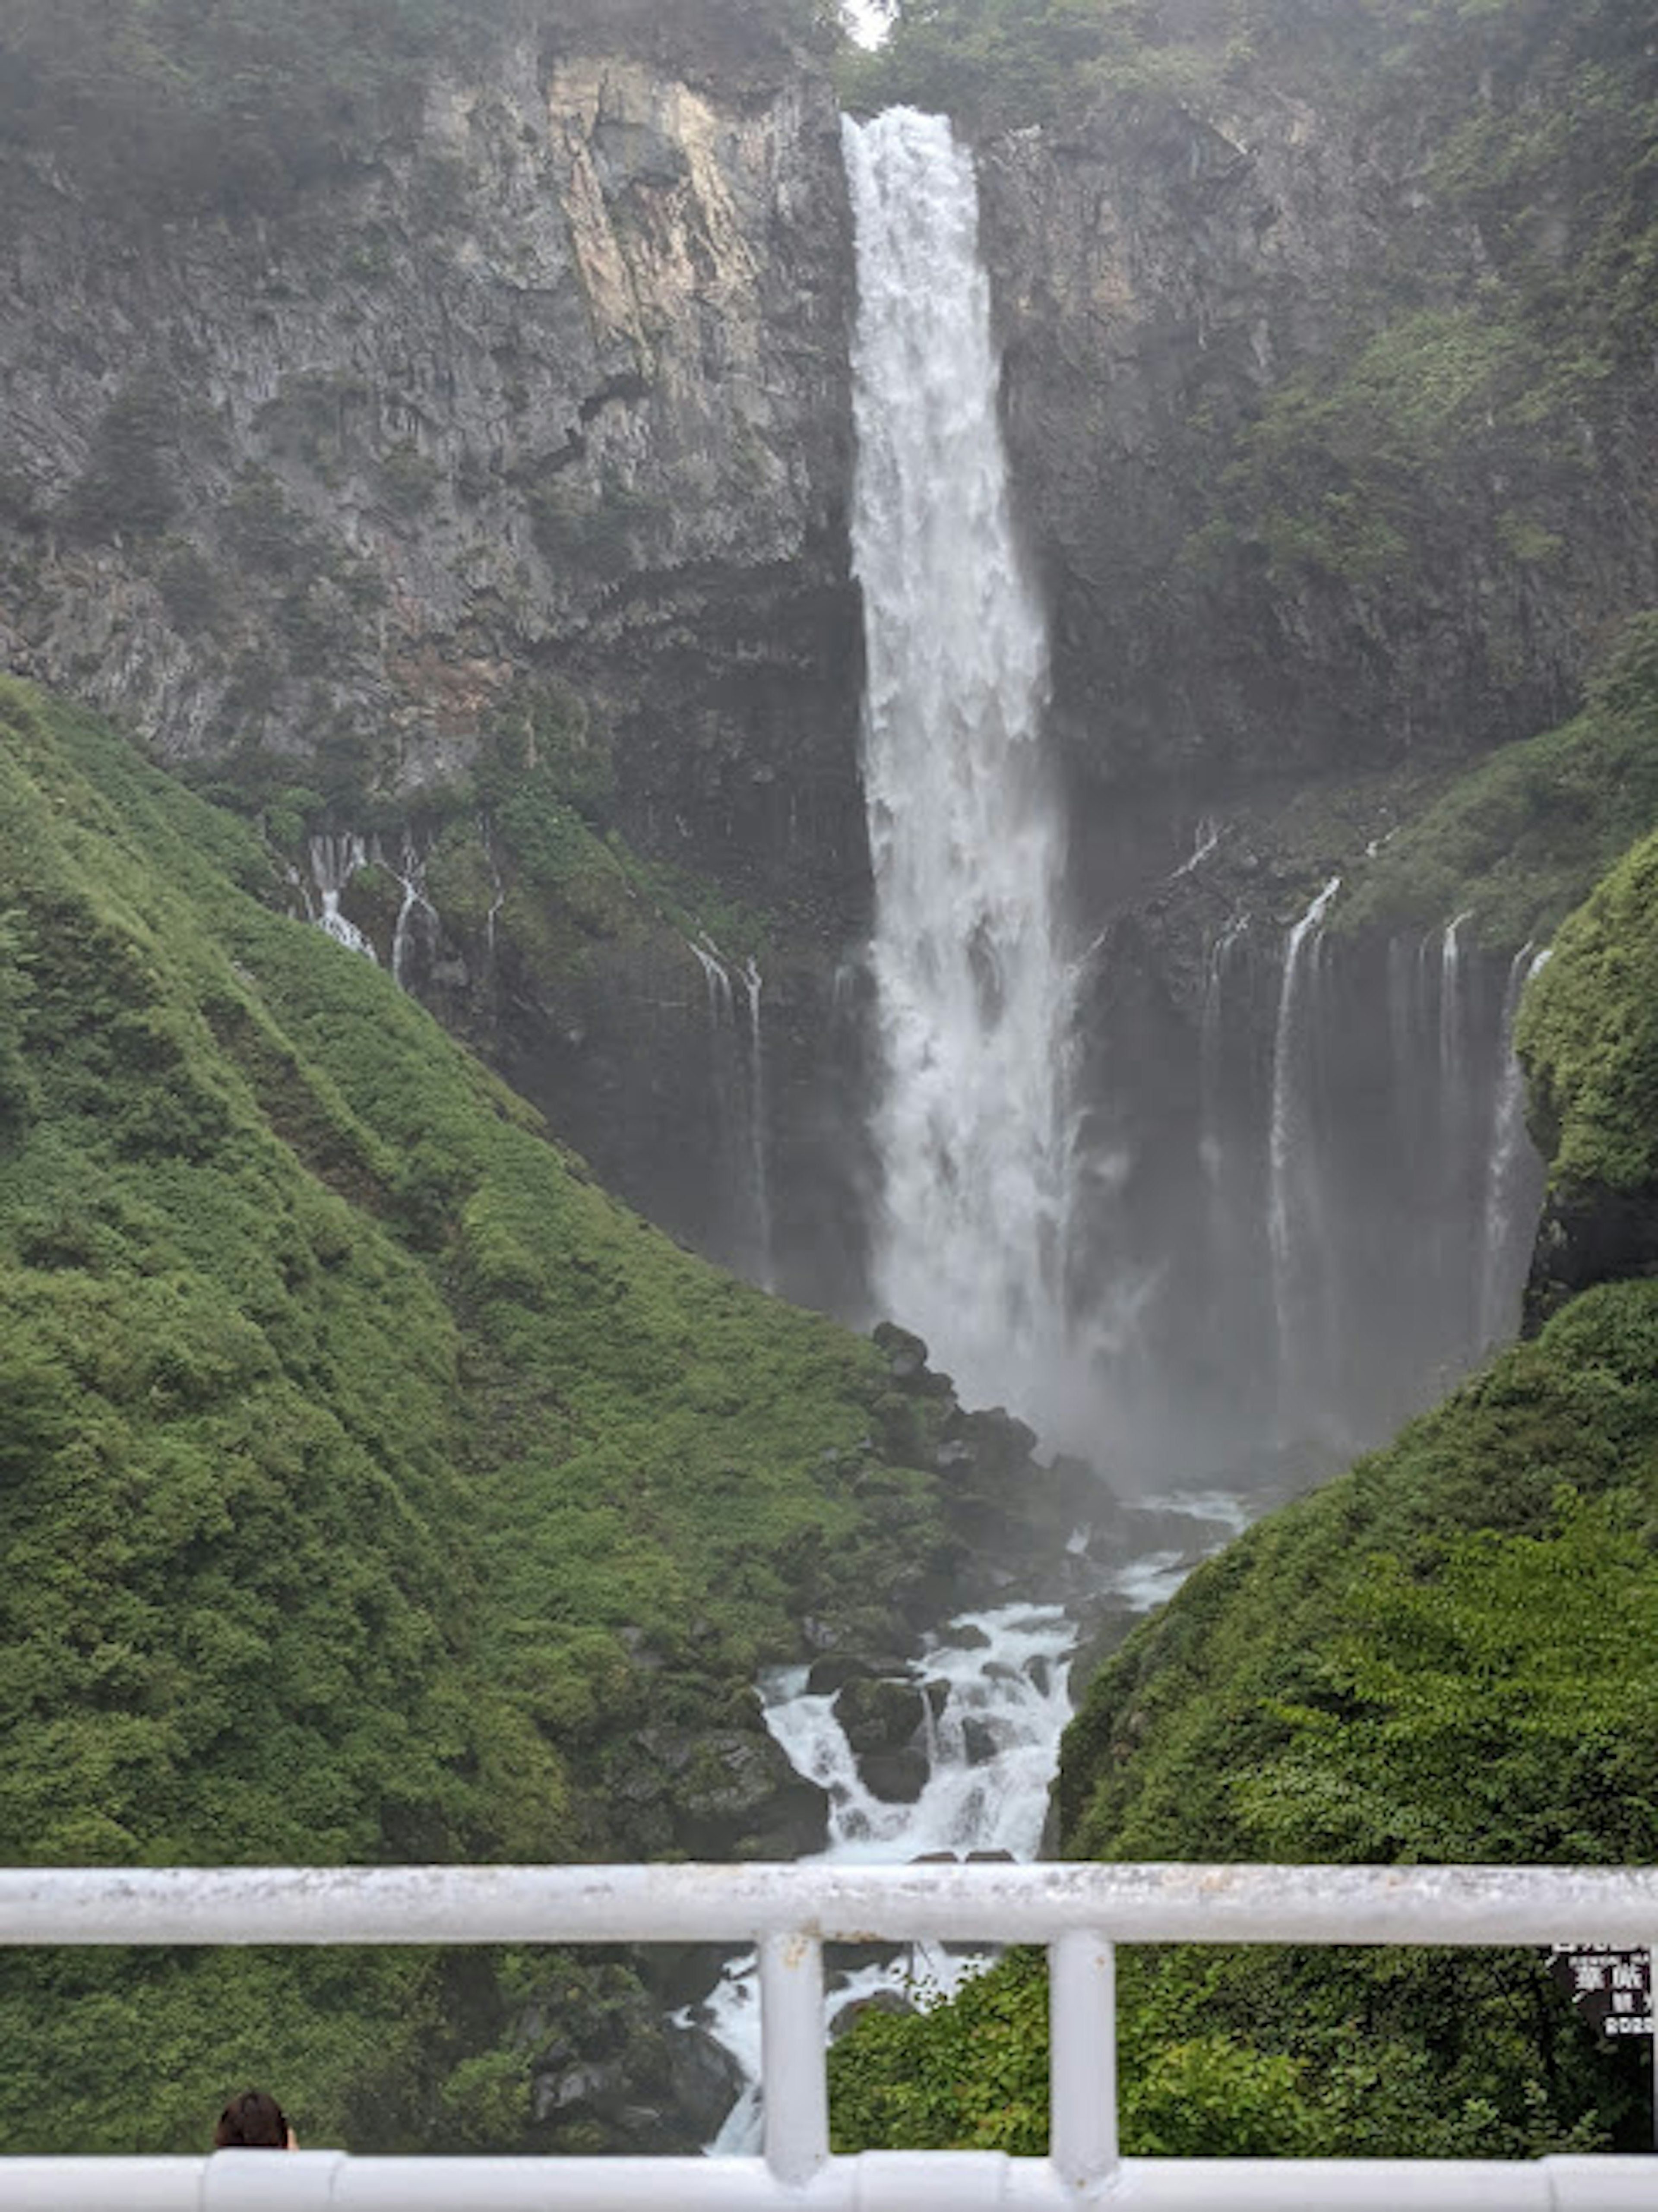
[843,108,1073,1421]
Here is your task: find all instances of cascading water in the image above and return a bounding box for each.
[687,936,775,1288]
[389,839,441,993]
[843,107,1073,1421]
[680,107,1114,2160]
[688,1602,1080,2154]
[303,829,439,990]
[308,832,376,959]
[1179,894,1552,1466]
[1267,878,1341,1444]
[1478,945,1551,1348]
[739,959,775,1292]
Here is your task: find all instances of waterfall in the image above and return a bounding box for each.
[1477,945,1550,1348]
[303,830,440,988]
[1199,921,1247,1197]
[843,107,1072,1421]
[740,959,775,1292]
[1266,877,1341,1441]
[307,833,376,960]
[687,937,774,1287]
[390,839,440,992]
[1438,912,1475,1168]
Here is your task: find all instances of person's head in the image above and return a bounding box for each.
[213,2089,293,2149]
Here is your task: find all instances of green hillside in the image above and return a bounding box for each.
[0,675,956,2153]
[830,814,1658,2159]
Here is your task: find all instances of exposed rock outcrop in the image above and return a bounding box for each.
[0,15,862,906]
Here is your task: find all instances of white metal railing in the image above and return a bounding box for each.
[2,1861,1656,2208]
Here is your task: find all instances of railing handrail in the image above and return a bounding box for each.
[4,1862,1655,2209]
[5,1858,1658,1947]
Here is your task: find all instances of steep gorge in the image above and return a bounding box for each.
[6,2,1655,1486]
[4,0,1658,2167]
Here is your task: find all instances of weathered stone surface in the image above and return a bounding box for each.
[833,1675,926,1756]
[0,22,862,908]
[858,1746,930,1804]
[977,93,1656,802]
[602,1722,830,1860]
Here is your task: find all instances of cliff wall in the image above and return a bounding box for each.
[973,7,1658,809]
[0,9,862,905]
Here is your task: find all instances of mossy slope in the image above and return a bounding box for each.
[0,676,946,2151]
[1333,611,1658,950]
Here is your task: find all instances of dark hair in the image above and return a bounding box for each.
[214,2089,290,2149]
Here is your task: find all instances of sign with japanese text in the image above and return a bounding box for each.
[1547,1944,1654,2038]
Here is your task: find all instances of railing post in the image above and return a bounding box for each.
[1050,1927,1117,2191]
[759,1930,829,2189]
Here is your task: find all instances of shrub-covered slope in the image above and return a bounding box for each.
[831,820,1658,2159]
[1332,612,1658,952]
[0,674,959,2151]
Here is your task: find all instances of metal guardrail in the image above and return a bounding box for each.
[1,1861,1656,2209]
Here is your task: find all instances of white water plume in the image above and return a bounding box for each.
[691,1601,1078,2155]
[843,108,1073,1421]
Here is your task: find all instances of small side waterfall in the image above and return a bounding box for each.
[308,833,376,960]
[390,840,441,993]
[739,959,775,1292]
[687,937,775,1289]
[1179,894,1552,1465]
[1477,945,1551,1348]
[844,108,1073,1420]
[1267,878,1341,1442]
[302,830,438,989]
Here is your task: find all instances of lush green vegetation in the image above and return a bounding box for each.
[1519,828,1658,1197]
[838,0,1237,130]
[833,1282,1658,2155]
[1186,0,1658,603]
[0,0,841,211]
[1335,611,1658,949]
[0,676,949,2152]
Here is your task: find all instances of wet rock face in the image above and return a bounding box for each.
[0,22,860,909]
[976,97,1653,803]
[1525,1184,1658,1332]
[602,1723,832,1861]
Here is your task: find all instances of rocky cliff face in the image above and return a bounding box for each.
[0,15,862,906]
[975,56,1658,809]
[5,6,1653,1466]
[0,9,875,1289]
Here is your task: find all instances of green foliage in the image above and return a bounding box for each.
[1161,2,1658,635]
[459,686,771,969]
[0,674,948,2152]
[1217,305,1544,590]
[0,908,38,1152]
[0,0,508,213]
[838,1274,1658,2156]
[837,0,1234,126]
[1519,828,1658,1194]
[1335,611,1658,947]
